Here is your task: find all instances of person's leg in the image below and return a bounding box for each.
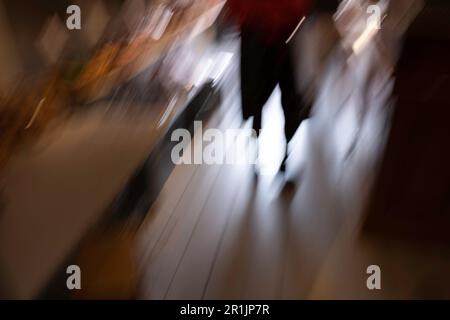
[278,47,310,171]
[279,51,309,143]
[240,30,278,135]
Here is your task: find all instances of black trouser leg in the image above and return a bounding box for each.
[240,30,278,132]
[278,50,306,145]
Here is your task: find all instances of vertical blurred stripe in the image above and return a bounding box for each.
[0,0,22,90]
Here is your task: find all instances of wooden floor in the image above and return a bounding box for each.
[136,36,450,299]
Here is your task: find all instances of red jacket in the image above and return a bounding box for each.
[226,0,314,43]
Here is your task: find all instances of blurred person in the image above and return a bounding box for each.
[226,0,340,172]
